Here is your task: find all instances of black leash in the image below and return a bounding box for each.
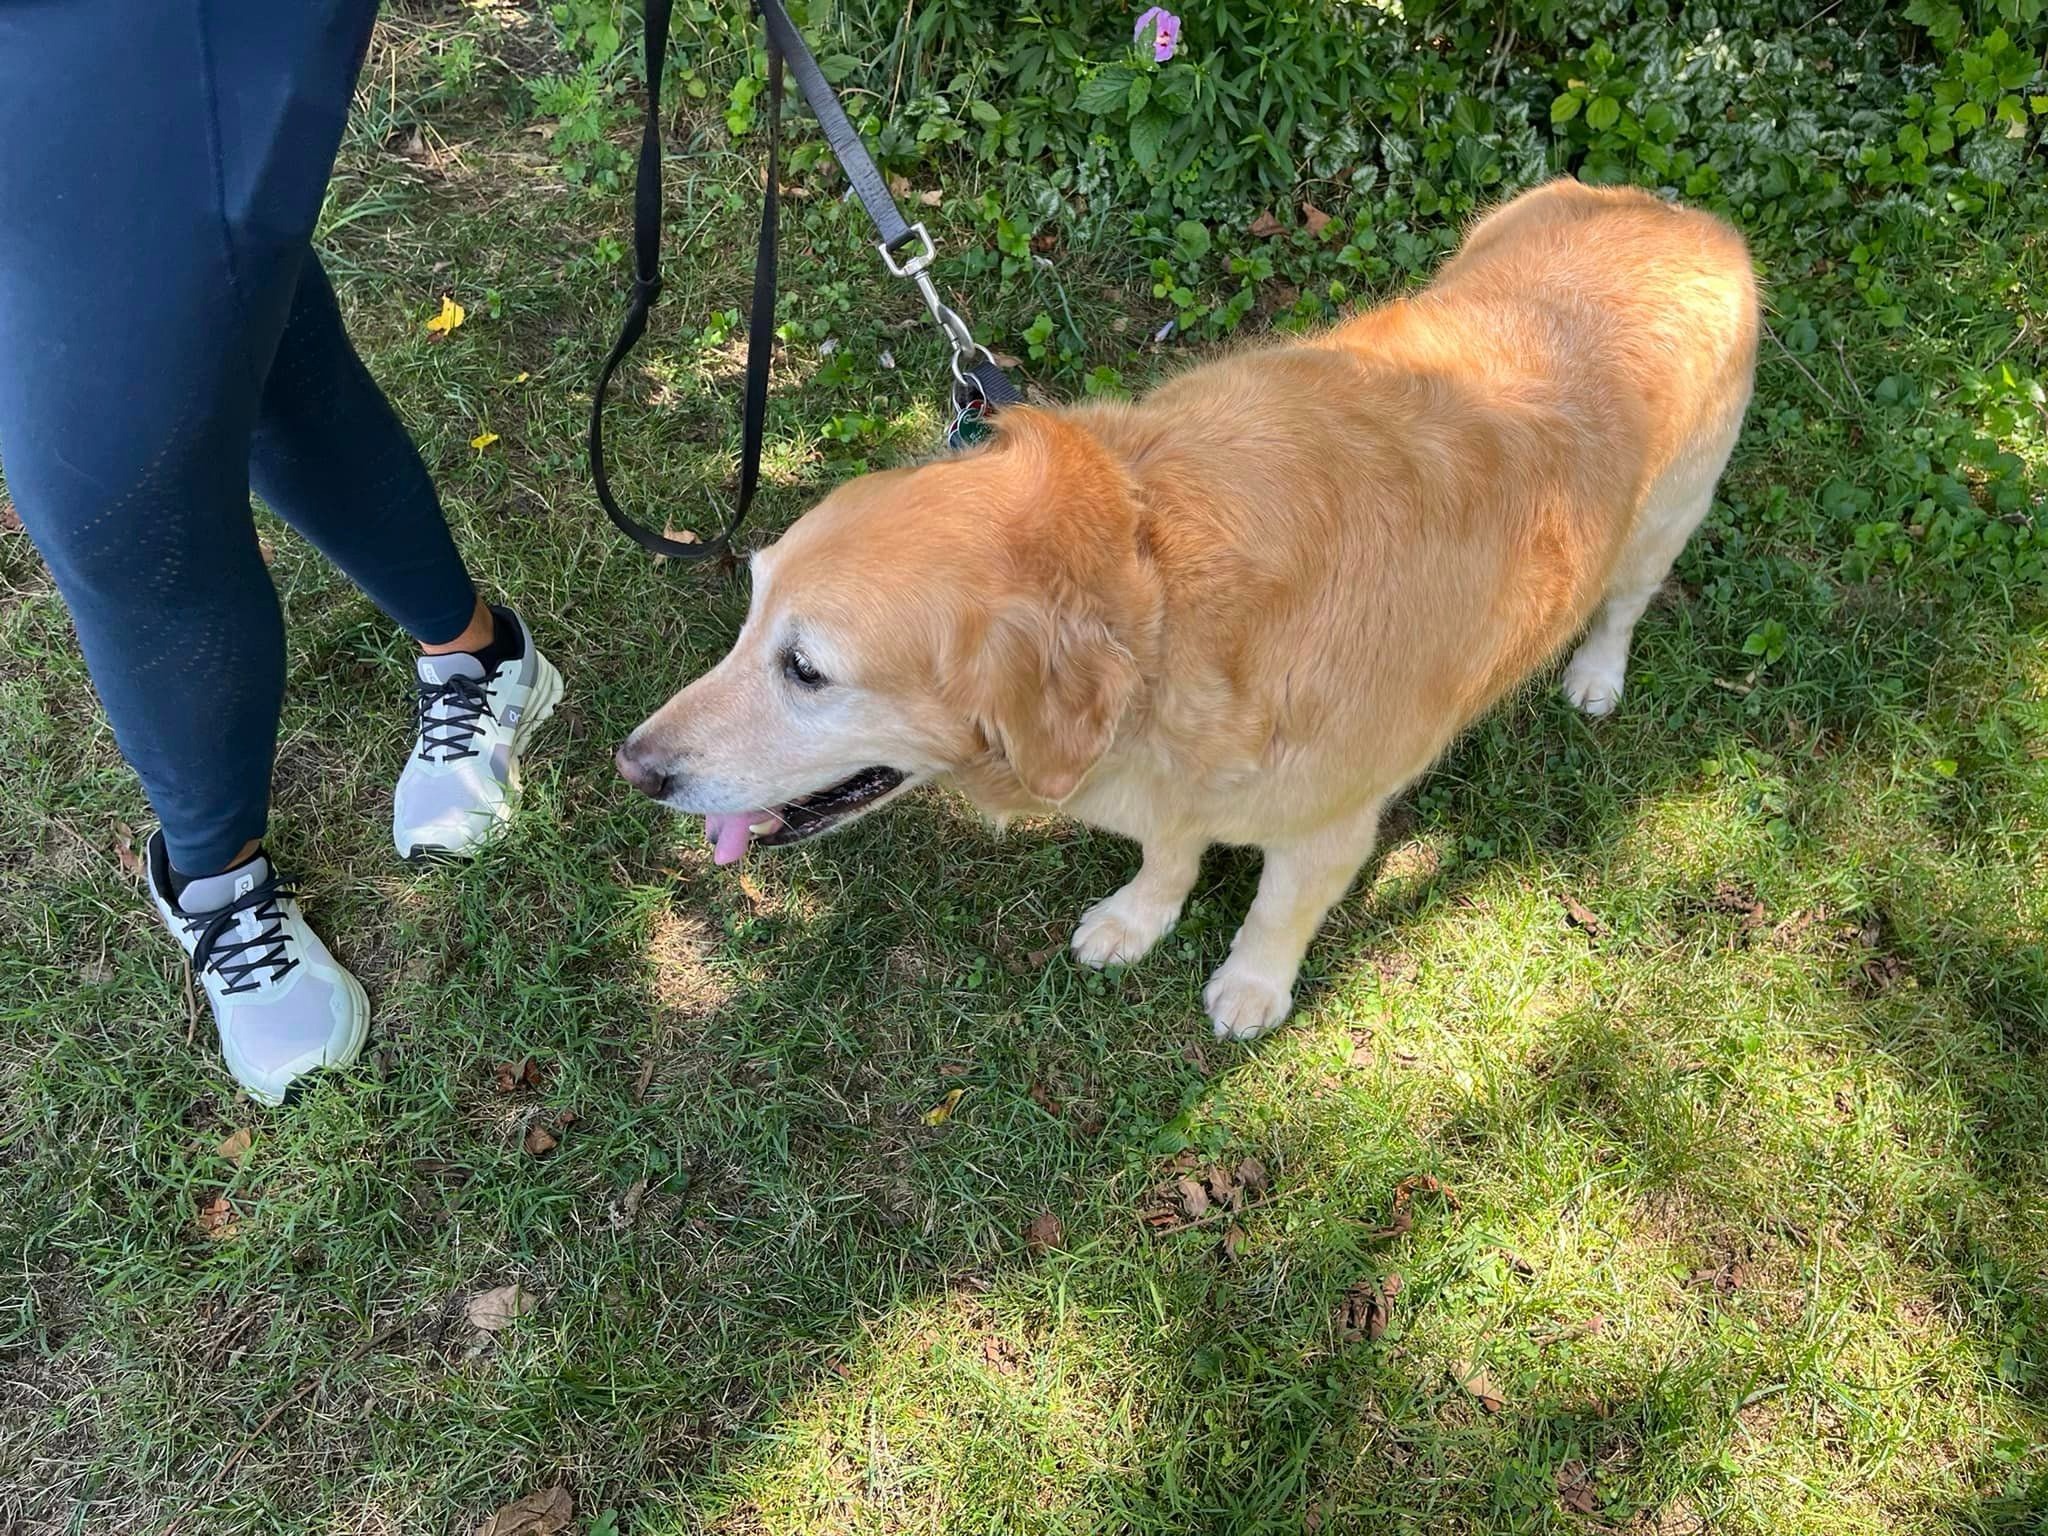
[589,0,1022,563]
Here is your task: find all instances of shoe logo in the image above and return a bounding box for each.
[503,705,523,726]
[234,873,256,898]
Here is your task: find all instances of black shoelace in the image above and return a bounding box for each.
[188,879,300,995]
[415,673,495,762]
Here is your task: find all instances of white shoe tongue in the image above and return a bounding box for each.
[417,651,486,685]
[180,854,273,913]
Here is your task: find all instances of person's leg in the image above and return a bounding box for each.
[0,0,382,1102]
[252,238,566,861]
[251,254,482,648]
[0,1,384,873]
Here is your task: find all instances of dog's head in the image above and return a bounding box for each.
[616,409,1152,862]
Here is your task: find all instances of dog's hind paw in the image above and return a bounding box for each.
[1204,963,1294,1042]
[1071,888,1180,969]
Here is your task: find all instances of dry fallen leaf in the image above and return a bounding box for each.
[649,524,702,568]
[466,1283,537,1332]
[216,1128,254,1164]
[1028,1081,1062,1117]
[919,187,943,207]
[1219,1223,1247,1262]
[1023,1209,1063,1257]
[1301,200,1332,235]
[1556,1459,1598,1515]
[195,1194,238,1241]
[1204,1164,1241,1210]
[0,494,20,533]
[470,430,500,452]
[1560,894,1606,939]
[474,1484,572,1536]
[1175,1176,1211,1221]
[1248,209,1284,238]
[923,1087,965,1126]
[257,536,276,566]
[494,1057,544,1094]
[425,294,466,336]
[1234,1157,1270,1199]
[1711,878,1768,929]
[1369,1171,1459,1239]
[523,1124,559,1157]
[981,1335,1024,1376]
[1452,1358,1506,1413]
[1693,1257,1750,1296]
[113,822,144,880]
[1338,1273,1400,1342]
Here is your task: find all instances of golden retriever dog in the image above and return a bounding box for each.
[618,178,1758,1040]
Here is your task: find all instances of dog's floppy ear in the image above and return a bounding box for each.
[972,593,1138,804]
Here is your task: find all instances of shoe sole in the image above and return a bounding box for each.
[401,650,564,862]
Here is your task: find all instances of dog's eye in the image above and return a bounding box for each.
[782,647,826,689]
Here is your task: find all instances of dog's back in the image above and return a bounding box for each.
[1428,179,1759,490]
[1261,178,1759,740]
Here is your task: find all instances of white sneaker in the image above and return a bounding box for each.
[394,606,563,859]
[145,832,369,1106]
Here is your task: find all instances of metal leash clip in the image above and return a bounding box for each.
[879,222,999,398]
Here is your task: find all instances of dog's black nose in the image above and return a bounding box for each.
[615,742,672,801]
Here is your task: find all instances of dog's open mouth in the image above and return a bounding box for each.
[701,766,908,865]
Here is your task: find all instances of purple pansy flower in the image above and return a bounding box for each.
[1135,6,1181,62]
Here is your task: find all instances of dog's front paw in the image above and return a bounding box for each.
[1561,646,1625,717]
[1071,888,1180,969]
[1203,962,1294,1042]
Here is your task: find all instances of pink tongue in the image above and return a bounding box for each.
[704,811,779,866]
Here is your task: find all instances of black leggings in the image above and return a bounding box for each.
[0,0,477,872]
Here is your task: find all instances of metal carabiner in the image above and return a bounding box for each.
[879,221,995,382]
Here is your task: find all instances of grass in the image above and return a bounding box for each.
[3,6,2046,1534]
